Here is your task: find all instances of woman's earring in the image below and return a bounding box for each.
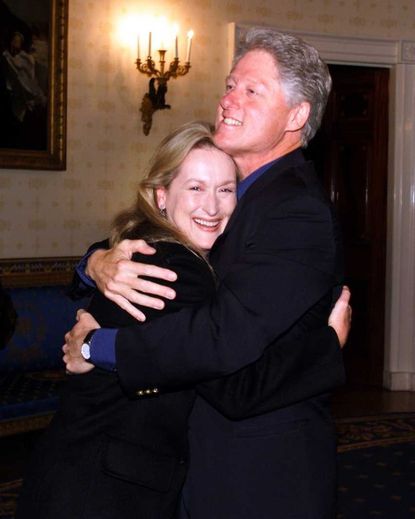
[160,207,167,218]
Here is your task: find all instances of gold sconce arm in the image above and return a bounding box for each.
[136,44,192,135]
[136,50,190,135]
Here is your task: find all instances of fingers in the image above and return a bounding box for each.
[105,277,175,302]
[113,261,177,285]
[328,286,352,349]
[109,294,147,322]
[63,356,95,374]
[122,239,157,256]
[62,336,81,357]
[101,260,177,310]
[63,314,100,362]
[339,285,351,305]
[62,339,95,374]
[87,240,178,317]
[75,311,100,330]
[124,291,165,312]
[76,308,86,321]
[109,239,157,261]
[338,286,352,325]
[102,273,178,314]
[130,276,176,301]
[64,331,72,347]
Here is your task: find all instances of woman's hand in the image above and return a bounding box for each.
[62,310,100,374]
[87,239,178,321]
[328,286,352,348]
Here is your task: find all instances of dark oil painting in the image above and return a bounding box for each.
[0,0,67,170]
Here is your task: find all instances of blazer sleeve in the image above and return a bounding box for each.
[196,326,345,420]
[115,246,217,394]
[87,243,216,329]
[66,239,109,300]
[116,194,342,392]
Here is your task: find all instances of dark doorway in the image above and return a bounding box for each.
[305,64,389,386]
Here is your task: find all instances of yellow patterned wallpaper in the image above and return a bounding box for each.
[0,0,414,258]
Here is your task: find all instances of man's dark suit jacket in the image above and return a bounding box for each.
[111,149,345,519]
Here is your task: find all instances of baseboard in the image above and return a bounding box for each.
[383,371,415,391]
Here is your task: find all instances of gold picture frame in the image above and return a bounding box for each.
[0,0,68,170]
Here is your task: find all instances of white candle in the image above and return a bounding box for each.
[137,34,140,60]
[186,30,193,62]
[175,35,178,59]
[148,32,152,57]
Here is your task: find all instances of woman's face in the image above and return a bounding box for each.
[157,147,237,253]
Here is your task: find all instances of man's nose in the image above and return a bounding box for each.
[221,89,239,109]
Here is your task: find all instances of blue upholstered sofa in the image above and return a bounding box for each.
[0,258,87,437]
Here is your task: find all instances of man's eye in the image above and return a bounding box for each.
[247,88,257,95]
[190,186,201,191]
[220,188,235,193]
[225,83,233,92]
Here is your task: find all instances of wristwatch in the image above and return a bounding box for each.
[81,330,96,362]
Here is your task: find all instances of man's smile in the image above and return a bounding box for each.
[223,117,242,126]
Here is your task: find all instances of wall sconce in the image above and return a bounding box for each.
[136,30,193,135]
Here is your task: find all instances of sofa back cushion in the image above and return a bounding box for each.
[0,286,87,372]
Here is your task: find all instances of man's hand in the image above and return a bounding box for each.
[62,310,100,374]
[328,286,352,348]
[87,239,177,321]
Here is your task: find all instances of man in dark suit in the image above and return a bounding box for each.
[65,28,349,518]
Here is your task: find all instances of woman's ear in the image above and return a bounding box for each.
[156,187,167,211]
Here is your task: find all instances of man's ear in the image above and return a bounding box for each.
[156,187,167,211]
[287,102,311,132]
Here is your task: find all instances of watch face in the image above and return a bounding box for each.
[81,342,91,360]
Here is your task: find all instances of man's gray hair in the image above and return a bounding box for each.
[234,28,332,147]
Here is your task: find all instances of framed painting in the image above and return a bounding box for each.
[0,0,68,170]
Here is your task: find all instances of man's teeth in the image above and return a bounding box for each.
[194,219,219,228]
[223,117,242,126]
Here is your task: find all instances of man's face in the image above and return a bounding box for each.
[214,50,302,177]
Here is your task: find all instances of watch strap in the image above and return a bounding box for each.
[81,329,97,362]
[83,329,97,346]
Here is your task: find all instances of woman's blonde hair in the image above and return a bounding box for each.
[110,121,230,251]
